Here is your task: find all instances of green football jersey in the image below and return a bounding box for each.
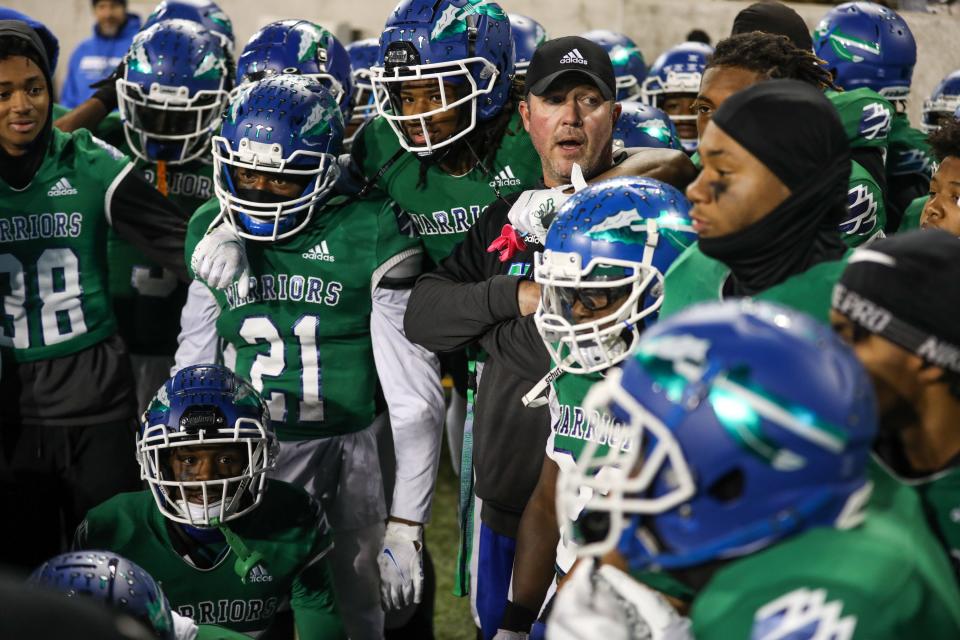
[659,244,848,324]
[78,483,339,636]
[899,194,927,232]
[871,457,960,583]
[186,196,421,440]
[0,127,131,362]
[843,160,885,247]
[547,370,629,467]
[690,508,960,638]
[888,113,935,181]
[90,110,203,356]
[825,88,893,152]
[352,112,542,263]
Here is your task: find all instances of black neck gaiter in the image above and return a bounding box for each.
[699,79,850,297]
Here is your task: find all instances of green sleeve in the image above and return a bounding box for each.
[71,128,133,192]
[374,198,424,277]
[898,195,928,233]
[842,164,886,247]
[291,555,347,639]
[351,116,402,183]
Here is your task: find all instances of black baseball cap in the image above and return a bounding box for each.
[525,36,616,101]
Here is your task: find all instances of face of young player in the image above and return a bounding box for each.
[560,287,630,325]
[661,94,697,141]
[168,444,248,504]
[692,66,765,143]
[921,156,960,236]
[829,310,923,415]
[0,55,49,156]
[234,166,309,198]
[397,78,461,147]
[520,76,621,188]
[685,122,790,238]
[94,0,127,38]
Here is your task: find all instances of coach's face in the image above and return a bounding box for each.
[0,55,48,156]
[520,75,620,188]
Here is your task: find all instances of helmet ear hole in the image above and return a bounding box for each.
[706,467,744,504]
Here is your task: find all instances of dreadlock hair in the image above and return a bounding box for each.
[707,31,838,91]
[928,117,960,162]
[416,76,525,189]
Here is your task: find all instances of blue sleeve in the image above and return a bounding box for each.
[60,45,88,108]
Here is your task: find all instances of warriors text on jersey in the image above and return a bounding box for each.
[659,244,848,323]
[77,481,340,636]
[0,127,131,361]
[351,112,542,263]
[185,196,421,440]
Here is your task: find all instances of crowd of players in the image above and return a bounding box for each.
[1,0,960,638]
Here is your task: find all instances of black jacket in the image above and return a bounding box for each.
[405,193,552,537]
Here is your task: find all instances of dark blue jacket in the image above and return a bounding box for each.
[61,13,141,108]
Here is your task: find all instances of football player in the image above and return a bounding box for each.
[912,118,960,236]
[548,300,960,639]
[76,364,346,638]
[692,32,888,247]
[142,0,234,53]
[0,20,189,569]
[663,80,850,322]
[105,19,232,410]
[832,231,960,583]
[496,177,696,639]
[344,38,380,147]
[814,1,933,232]
[176,77,443,639]
[922,70,960,134]
[580,30,647,102]
[641,41,712,154]
[612,102,683,152]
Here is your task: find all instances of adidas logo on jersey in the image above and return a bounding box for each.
[302,240,336,262]
[489,165,522,188]
[47,177,78,197]
[247,563,273,583]
[560,48,588,65]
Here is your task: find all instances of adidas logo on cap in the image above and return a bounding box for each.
[302,240,336,262]
[247,563,273,583]
[47,177,78,197]
[489,165,522,188]
[560,48,588,65]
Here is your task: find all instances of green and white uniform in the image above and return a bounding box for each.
[659,244,848,324]
[77,482,345,638]
[350,113,542,263]
[900,194,927,232]
[888,113,935,182]
[688,492,960,638]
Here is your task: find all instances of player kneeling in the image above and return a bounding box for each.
[548,301,960,639]
[76,364,345,639]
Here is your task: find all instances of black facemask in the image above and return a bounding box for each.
[234,187,292,205]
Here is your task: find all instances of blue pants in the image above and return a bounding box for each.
[477,523,517,640]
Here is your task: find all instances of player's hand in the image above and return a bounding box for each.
[506,163,588,245]
[378,520,424,611]
[191,224,250,298]
[546,560,692,640]
[171,610,199,640]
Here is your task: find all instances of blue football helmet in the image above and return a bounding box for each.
[213,76,343,242]
[813,2,916,106]
[557,300,877,567]
[139,364,277,528]
[641,41,712,152]
[143,0,234,52]
[922,70,960,134]
[613,101,682,152]
[345,38,381,139]
[235,20,354,121]
[31,551,176,640]
[116,19,232,165]
[371,0,515,155]
[534,177,696,374]
[581,30,647,101]
[509,13,547,78]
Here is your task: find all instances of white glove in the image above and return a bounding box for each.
[171,610,198,640]
[190,223,250,298]
[547,561,692,640]
[493,631,529,639]
[378,521,424,611]
[507,163,588,245]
